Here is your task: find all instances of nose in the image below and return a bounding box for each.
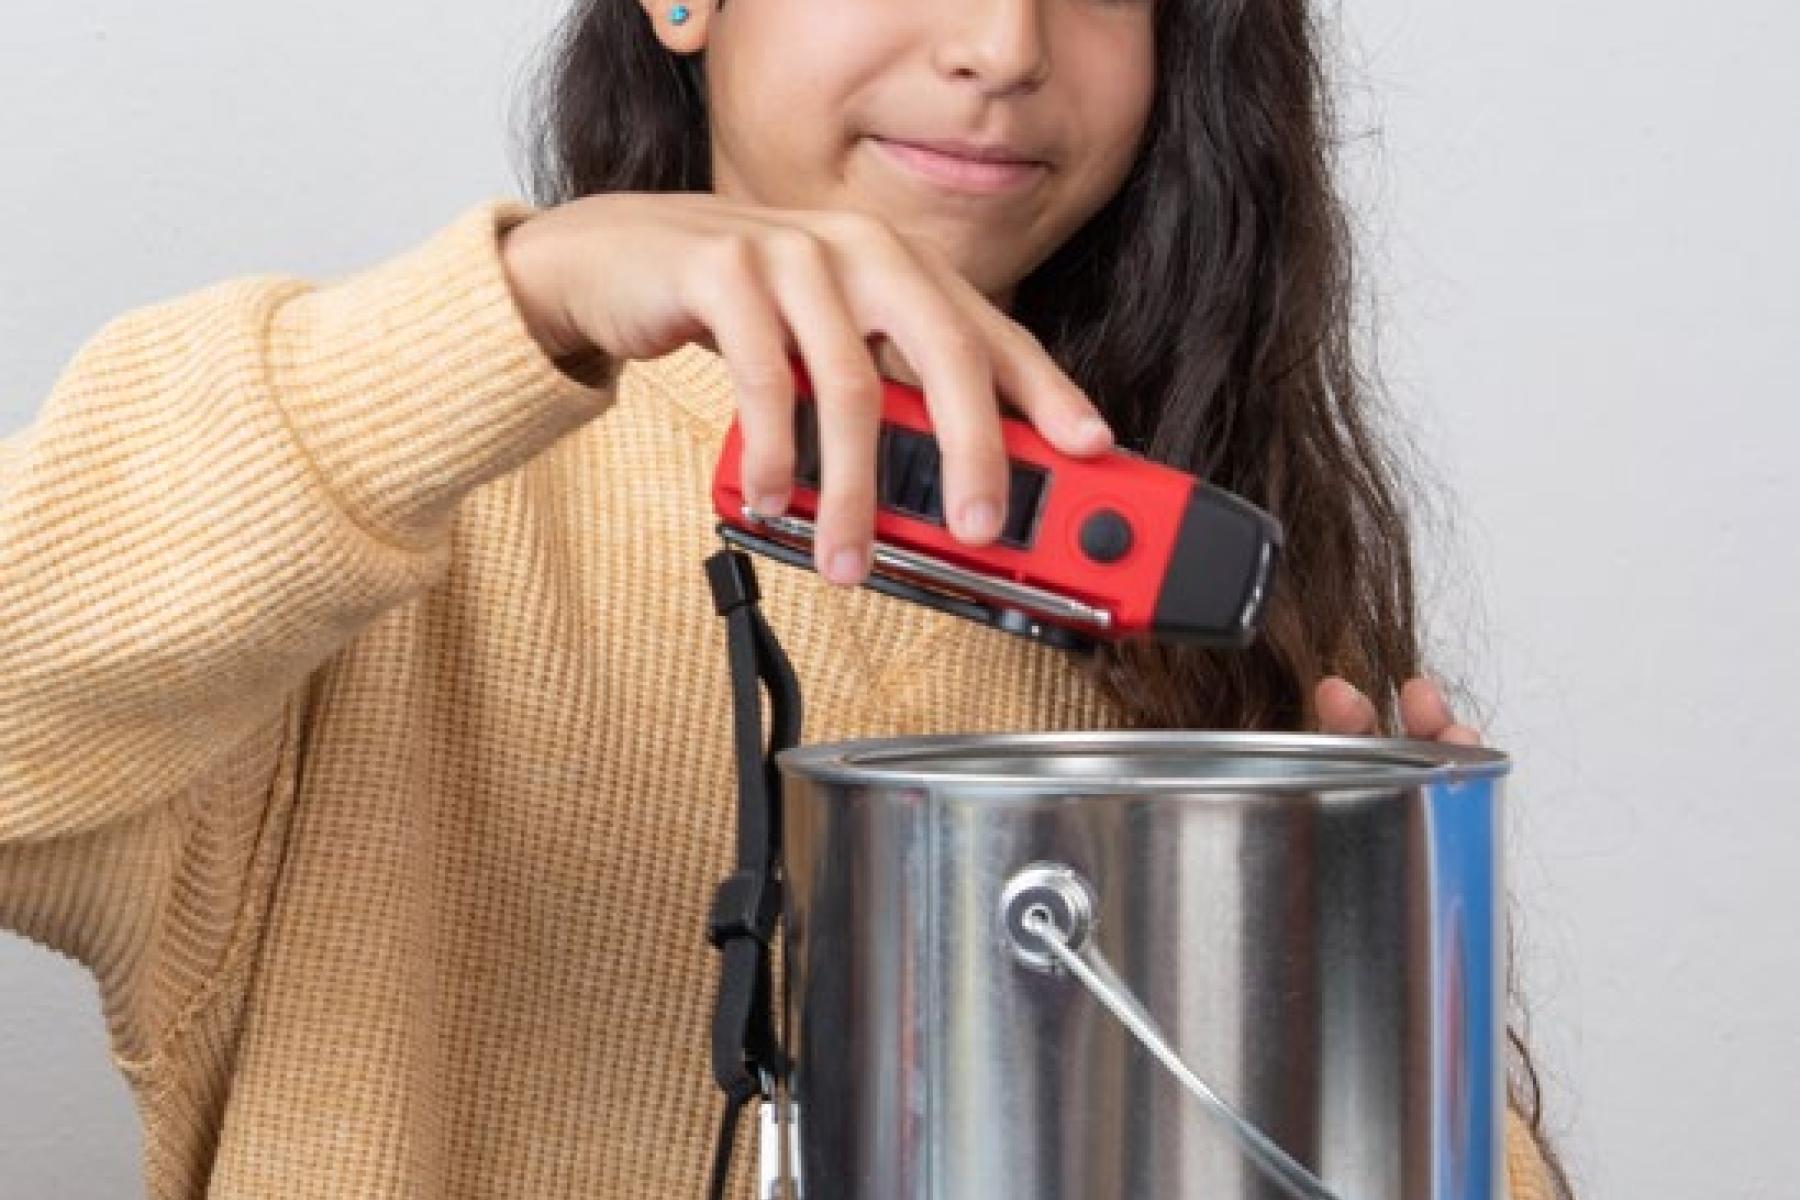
[933,0,1051,97]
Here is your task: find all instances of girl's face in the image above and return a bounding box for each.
[643,0,1157,311]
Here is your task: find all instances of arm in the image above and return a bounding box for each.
[0,199,615,1059]
[0,199,615,843]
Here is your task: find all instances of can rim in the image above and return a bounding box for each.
[777,730,1510,792]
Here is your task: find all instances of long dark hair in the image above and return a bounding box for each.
[514,2,1571,1192]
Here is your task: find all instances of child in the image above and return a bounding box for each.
[0,1,1567,1196]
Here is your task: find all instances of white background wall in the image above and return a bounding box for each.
[2,2,1794,1197]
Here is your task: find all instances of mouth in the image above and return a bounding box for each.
[868,136,1050,196]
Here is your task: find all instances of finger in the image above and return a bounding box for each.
[830,226,1011,547]
[904,249,1113,459]
[1399,677,1457,741]
[1438,723,1484,747]
[912,337,1010,547]
[756,228,886,585]
[987,330,1114,458]
[686,237,799,521]
[1315,677,1378,735]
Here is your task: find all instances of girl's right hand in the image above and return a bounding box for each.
[500,192,1115,587]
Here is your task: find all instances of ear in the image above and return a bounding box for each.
[636,0,714,54]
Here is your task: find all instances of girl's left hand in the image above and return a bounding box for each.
[1314,676,1483,746]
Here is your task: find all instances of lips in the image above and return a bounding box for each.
[882,135,1047,166]
[870,136,1050,195]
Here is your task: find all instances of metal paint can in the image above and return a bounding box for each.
[772,731,1509,1200]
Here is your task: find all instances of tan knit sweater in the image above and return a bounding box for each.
[0,199,1556,1199]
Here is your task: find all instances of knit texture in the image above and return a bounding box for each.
[0,199,1555,1199]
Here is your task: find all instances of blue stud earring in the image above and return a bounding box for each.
[670,4,691,24]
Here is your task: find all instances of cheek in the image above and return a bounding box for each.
[1068,62,1155,202]
[711,5,886,126]
[708,25,876,178]
[1104,44,1158,171]
[707,70,829,201]
[1054,12,1155,162]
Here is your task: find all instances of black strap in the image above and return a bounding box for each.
[703,542,803,1200]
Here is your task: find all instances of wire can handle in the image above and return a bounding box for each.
[1005,866,1357,1200]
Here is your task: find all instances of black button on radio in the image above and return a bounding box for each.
[1079,509,1134,563]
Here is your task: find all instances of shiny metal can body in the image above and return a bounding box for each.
[775,731,1510,1200]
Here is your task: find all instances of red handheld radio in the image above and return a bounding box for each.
[711,356,1282,652]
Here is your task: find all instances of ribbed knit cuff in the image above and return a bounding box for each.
[265,199,617,551]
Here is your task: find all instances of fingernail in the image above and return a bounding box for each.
[959,499,1000,540]
[827,545,866,585]
[1077,416,1113,445]
[750,490,788,518]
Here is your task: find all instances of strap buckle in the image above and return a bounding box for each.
[708,870,781,949]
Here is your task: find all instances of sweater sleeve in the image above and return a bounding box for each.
[0,198,615,847]
[0,197,617,1062]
